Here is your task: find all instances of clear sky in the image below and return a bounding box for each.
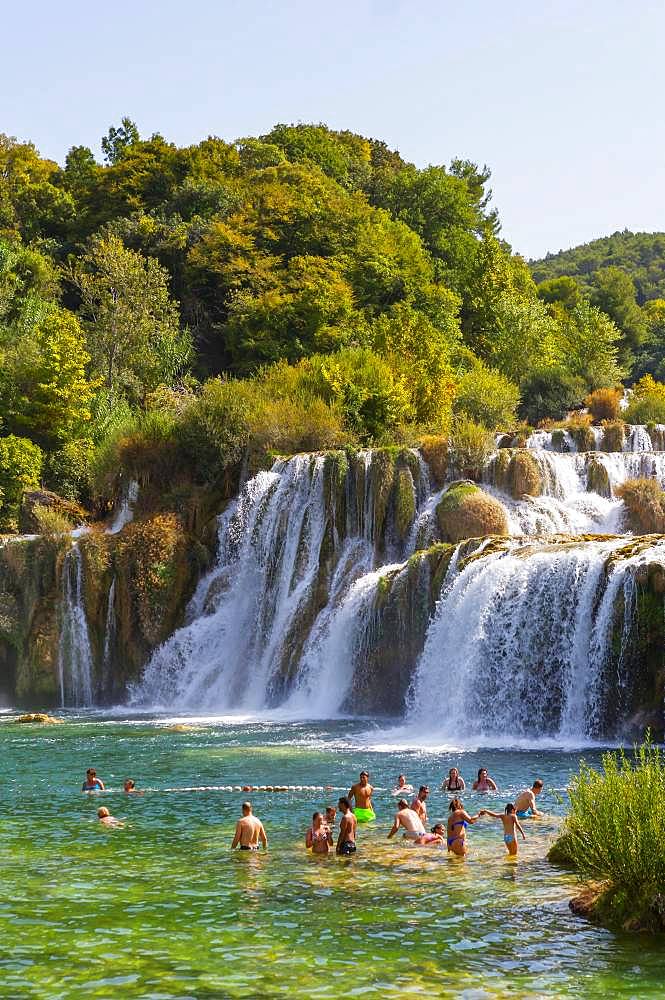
[2,0,664,259]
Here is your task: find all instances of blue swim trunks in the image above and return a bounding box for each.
[516,808,533,819]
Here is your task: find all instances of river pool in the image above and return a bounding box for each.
[1,714,663,999]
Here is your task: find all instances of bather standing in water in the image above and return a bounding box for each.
[348,771,375,822]
[442,767,465,793]
[473,768,498,792]
[82,768,105,791]
[306,812,333,854]
[410,786,429,824]
[514,780,543,818]
[480,804,526,856]
[336,797,357,855]
[231,802,268,850]
[446,798,481,857]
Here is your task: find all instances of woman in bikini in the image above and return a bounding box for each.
[441,767,465,793]
[446,798,481,856]
[480,804,526,856]
[306,812,333,855]
[472,767,498,792]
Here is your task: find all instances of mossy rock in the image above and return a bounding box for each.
[419,436,448,486]
[586,458,611,498]
[507,451,543,499]
[17,712,62,724]
[489,449,512,492]
[601,421,625,453]
[436,483,509,543]
[19,490,88,534]
[550,429,570,452]
[569,424,596,452]
[394,468,416,540]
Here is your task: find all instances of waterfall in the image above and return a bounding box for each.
[58,545,94,707]
[101,577,117,696]
[107,479,139,534]
[406,538,665,742]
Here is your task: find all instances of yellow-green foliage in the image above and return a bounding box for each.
[436,483,509,543]
[616,478,665,534]
[31,504,74,537]
[454,361,520,430]
[585,387,622,422]
[567,414,596,452]
[624,376,665,424]
[0,435,43,532]
[551,741,665,931]
[600,419,625,452]
[450,416,494,480]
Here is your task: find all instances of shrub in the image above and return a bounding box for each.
[44,438,94,503]
[518,368,585,425]
[419,435,448,486]
[31,503,74,536]
[615,478,665,533]
[567,413,596,452]
[624,375,665,424]
[248,394,348,456]
[551,741,665,931]
[449,416,494,480]
[585,387,622,422]
[0,435,43,532]
[600,420,625,453]
[454,362,520,430]
[175,378,251,486]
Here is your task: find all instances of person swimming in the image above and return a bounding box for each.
[442,767,465,792]
[348,770,375,823]
[123,779,141,794]
[480,804,526,856]
[82,768,104,791]
[391,774,414,796]
[306,812,333,855]
[446,797,481,856]
[472,768,498,792]
[514,779,544,818]
[97,807,123,828]
[325,805,337,830]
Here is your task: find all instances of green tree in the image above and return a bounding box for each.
[558,302,624,390]
[0,134,74,241]
[0,434,43,531]
[590,266,647,367]
[70,235,191,399]
[101,117,140,165]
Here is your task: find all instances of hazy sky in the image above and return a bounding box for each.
[3,0,664,258]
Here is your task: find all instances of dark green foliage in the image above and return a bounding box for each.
[518,369,585,425]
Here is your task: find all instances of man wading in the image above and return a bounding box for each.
[336,797,357,855]
[348,770,375,823]
[231,802,268,850]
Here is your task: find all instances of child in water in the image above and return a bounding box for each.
[98,807,124,828]
[480,804,525,856]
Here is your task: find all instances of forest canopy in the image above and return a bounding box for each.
[0,120,662,527]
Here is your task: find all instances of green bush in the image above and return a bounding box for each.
[518,368,585,424]
[0,434,43,531]
[176,378,251,486]
[552,741,665,930]
[454,361,520,430]
[623,375,665,425]
[44,438,94,503]
[32,503,74,536]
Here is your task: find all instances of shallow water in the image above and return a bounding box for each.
[2,715,664,999]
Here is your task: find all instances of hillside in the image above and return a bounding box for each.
[530,230,665,304]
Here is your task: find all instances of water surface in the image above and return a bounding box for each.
[1,715,662,998]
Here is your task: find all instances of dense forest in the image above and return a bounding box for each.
[1,119,664,532]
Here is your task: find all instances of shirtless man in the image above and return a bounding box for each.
[336,797,357,855]
[231,802,268,850]
[348,770,375,823]
[388,800,426,841]
[392,775,414,796]
[514,779,544,818]
[411,786,429,824]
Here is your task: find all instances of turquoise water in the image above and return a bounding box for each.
[1,713,664,998]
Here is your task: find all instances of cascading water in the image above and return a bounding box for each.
[58,545,94,707]
[101,577,117,696]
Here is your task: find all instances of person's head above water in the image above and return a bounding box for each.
[86,769,97,779]
[325,805,336,819]
[124,779,135,791]
[418,785,429,800]
[312,811,323,825]
[478,768,488,781]
[242,802,252,815]
[431,823,445,834]
[338,796,351,812]
[359,770,369,785]
[533,780,544,794]
[448,768,460,780]
[397,799,409,810]
[97,807,110,818]
[449,797,463,812]
[505,803,515,814]
[397,775,406,785]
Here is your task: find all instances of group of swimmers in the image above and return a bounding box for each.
[82,764,545,858]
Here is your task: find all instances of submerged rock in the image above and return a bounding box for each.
[436,483,509,543]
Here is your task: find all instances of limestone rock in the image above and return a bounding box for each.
[436,483,509,543]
